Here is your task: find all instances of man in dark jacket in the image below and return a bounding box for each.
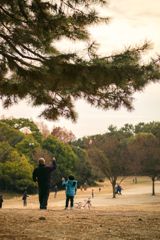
[33,157,57,209]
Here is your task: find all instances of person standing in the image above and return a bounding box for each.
[54,186,58,198]
[33,157,57,209]
[0,196,3,208]
[92,189,94,198]
[22,191,29,206]
[62,174,77,209]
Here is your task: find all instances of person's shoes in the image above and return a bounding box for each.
[70,207,74,210]
[64,207,68,210]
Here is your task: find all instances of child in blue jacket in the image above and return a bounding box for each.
[62,174,77,209]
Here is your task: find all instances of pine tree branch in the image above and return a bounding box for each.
[0,33,44,63]
[17,0,28,21]
[0,6,27,24]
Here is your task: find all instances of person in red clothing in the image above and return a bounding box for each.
[33,157,57,209]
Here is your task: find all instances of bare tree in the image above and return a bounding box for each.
[51,126,76,143]
[34,120,50,139]
[88,133,131,198]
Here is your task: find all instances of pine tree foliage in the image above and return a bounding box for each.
[0,0,160,121]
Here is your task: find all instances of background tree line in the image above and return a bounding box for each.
[70,121,160,197]
[0,117,94,193]
[0,117,160,196]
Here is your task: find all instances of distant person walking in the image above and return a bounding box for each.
[54,186,58,198]
[33,157,57,209]
[116,183,123,194]
[22,191,29,206]
[84,183,87,193]
[99,187,101,192]
[92,189,94,198]
[62,174,77,209]
[0,196,3,208]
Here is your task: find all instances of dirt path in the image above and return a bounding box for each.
[3,181,160,210]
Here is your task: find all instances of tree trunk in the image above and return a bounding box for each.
[112,181,116,198]
[152,177,155,195]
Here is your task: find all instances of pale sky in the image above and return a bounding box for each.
[0,0,160,139]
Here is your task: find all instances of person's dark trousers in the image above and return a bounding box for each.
[23,199,27,206]
[39,187,50,209]
[65,195,74,208]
